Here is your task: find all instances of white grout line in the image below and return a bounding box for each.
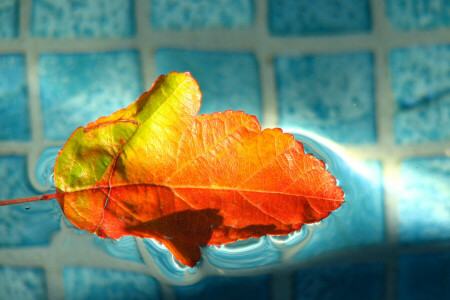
[20,1,65,299]
[382,159,402,300]
[1,28,450,55]
[370,1,400,299]
[136,0,158,89]
[344,142,450,160]
[2,240,450,279]
[254,1,278,129]
[20,6,49,194]
[0,142,31,154]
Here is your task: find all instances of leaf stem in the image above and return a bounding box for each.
[0,193,59,206]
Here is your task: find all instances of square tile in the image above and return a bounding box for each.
[156,49,262,120]
[398,252,450,300]
[387,0,450,31]
[64,267,160,300]
[0,266,46,300]
[275,53,376,144]
[0,54,30,141]
[175,275,271,300]
[0,156,61,247]
[390,45,450,144]
[0,0,19,39]
[31,0,135,37]
[294,263,385,300]
[151,0,253,30]
[398,157,450,244]
[39,51,143,140]
[294,160,384,260]
[269,0,371,36]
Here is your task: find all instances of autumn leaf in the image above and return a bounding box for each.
[0,72,344,267]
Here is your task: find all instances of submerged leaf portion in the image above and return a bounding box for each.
[55,72,344,267]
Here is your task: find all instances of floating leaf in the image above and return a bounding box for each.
[1,72,344,267]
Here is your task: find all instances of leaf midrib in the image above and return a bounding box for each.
[65,182,343,202]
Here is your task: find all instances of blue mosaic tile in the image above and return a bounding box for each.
[39,51,143,140]
[294,263,385,300]
[398,157,450,244]
[175,275,271,300]
[31,0,135,38]
[275,53,376,144]
[0,156,61,246]
[294,159,384,260]
[0,266,46,300]
[269,0,371,36]
[387,0,450,31]
[398,252,450,300]
[0,54,30,141]
[0,0,19,39]
[64,267,160,300]
[390,45,450,144]
[156,49,262,120]
[151,0,253,30]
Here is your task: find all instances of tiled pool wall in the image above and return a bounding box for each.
[0,0,449,299]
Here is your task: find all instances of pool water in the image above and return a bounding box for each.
[0,1,449,299]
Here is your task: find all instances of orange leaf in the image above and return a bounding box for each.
[53,72,344,267]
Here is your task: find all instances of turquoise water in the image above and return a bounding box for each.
[1,0,449,298]
[34,128,383,285]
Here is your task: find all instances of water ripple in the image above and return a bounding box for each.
[36,131,352,283]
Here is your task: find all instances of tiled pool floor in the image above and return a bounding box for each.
[0,1,449,299]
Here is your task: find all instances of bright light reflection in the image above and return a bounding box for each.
[282,127,377,183]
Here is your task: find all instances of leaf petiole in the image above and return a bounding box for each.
[0,193,58,206]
